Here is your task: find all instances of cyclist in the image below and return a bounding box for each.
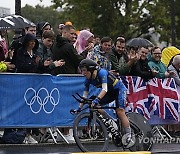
[77,59,132,146]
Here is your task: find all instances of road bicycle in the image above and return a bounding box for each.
[71,93,153,152]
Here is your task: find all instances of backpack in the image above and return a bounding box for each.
[2,128,26,144]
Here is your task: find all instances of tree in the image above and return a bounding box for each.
[21,4,62,33]
[51,0,159,40]
[24,0,180,46]
[51,0,180,46]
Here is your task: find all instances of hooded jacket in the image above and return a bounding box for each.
[36,22,51,39]
[51,35,84,75]
[15,33,39,73]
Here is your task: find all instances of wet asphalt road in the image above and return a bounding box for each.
[0,143,180,154]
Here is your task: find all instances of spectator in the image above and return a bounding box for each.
[167,54,180,136]
[36,30,65,73]
[36,22,51,39]
[65,21,73,25]
[58,23,65,36]
[148,47,174,78]
[93,34,101,47]
[71,32,77,45]
[167,53,180,67]
[168,54,180,86]
[0,30,8,61]
[127,46,138,56]
[74,30,94,56]
[51,25,86,142]
[51,25,85,75]
[110,37,138,76]
[16,33,39,73]
[130,47,157,81]
[0,31,16,72]
[9,24,37,67]
[161,46,180,67]
[14,33,40,144]
[0,35,5,61]
[90,36,112,70]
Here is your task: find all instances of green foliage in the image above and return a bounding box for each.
[21,0,180,46]
[21,4,62,33]
[51,0,160,41]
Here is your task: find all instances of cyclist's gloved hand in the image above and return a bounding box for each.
[76,107,82,113]
[92,97,100,105]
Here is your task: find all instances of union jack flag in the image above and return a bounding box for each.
[120,76,180,122]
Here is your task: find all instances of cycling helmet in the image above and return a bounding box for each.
[79,59,98,72]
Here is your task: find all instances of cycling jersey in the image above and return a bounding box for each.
[84,68,127,108]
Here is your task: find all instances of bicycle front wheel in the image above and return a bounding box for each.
[73,112,109,152]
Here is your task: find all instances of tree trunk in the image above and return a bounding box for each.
[15,0,21,15]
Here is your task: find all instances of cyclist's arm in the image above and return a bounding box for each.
[97,83,107,100]
[97,69,108,100]
[79,91,89,108]
[83,91,88,98]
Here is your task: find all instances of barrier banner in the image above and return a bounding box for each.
[0,73,84,127]
[0,73,179,127]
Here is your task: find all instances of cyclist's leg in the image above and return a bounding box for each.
[115,88,132,145]
[115,87,130,128]
[98,91,116,119]
[116,108,130,129]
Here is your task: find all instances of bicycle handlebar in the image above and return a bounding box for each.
[71,93,117,115]
[72,93,93,105]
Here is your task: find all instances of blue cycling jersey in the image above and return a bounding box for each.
[84,68,127,108]
[84,68,126,92]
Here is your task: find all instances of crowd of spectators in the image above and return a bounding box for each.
[0,21,180,144]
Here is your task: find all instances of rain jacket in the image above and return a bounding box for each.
[148,56,167,78]
[51,35,84,75]
[161,46,180,67]
[90,45,112,70]
[130,58,154,81]
[36,40,55,73]
[168,64,180,86]
[110,48,131,75]
[15,33,39,73]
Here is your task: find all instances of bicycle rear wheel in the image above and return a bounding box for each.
[73,112,109,152]
[126,112,153,151]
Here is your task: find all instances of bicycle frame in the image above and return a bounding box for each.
[95,109,122,140]
[77,102,124,146]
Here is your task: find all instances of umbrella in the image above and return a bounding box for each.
[126,37,154,48]
[0,17,16,30]
[0,15,35,30]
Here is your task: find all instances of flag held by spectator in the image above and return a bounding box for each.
[120,76,180,121]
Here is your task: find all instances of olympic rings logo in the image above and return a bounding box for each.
[24,87,60,114]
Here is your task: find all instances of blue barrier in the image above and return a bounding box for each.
[0,73,85,127]
[0,73,179,127]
